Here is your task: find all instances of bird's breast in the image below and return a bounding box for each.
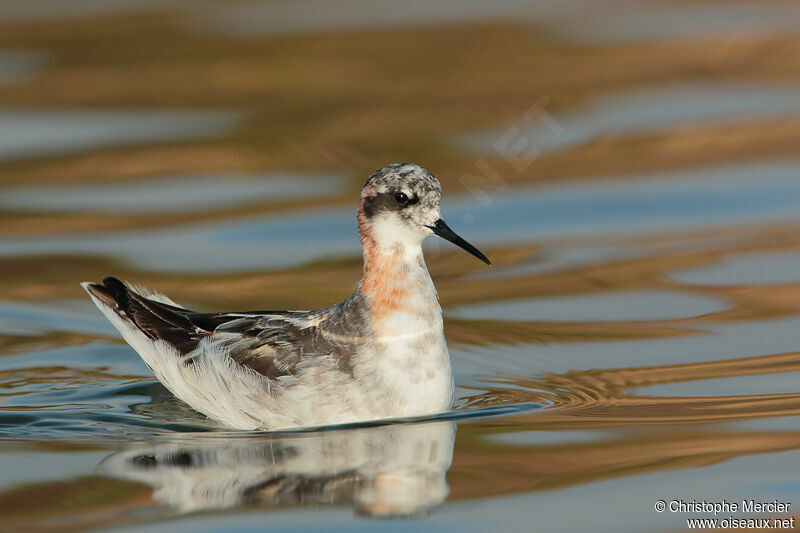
[353,305,453,417]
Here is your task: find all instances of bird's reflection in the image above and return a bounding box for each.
[99,420,455,517]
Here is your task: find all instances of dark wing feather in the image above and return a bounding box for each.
[85,277,327,380]
[89,276,204,354]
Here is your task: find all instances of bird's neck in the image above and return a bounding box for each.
[356,211,440,329]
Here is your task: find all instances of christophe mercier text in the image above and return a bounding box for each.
[669,500,791,515]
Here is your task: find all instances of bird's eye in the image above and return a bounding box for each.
[395,192,409,205]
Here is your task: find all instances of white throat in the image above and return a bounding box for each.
[368,215,428,258]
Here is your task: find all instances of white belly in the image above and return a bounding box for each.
[357,310,454,418]
[272,309,454,428]
[271,340,453,428]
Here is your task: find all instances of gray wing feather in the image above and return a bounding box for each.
[207,308,361,380]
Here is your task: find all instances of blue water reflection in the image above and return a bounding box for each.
[1,160,799,271]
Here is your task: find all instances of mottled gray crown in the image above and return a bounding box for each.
[364,163,442,195]
[361,163,442,220]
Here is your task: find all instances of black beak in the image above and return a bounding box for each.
[426,219,491,266]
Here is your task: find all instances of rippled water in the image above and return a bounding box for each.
[2,1,800,532]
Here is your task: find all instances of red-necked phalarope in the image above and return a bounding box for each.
[83,163,490,430]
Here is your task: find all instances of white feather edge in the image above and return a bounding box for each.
[129,282,182,307]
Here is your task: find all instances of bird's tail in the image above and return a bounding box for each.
[82,276,130,313]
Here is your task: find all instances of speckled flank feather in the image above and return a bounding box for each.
[82,163,482,430]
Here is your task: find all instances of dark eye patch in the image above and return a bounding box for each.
[363,191,419,218]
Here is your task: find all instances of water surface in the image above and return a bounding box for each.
[1,173,346,214]
[0,109,238,160]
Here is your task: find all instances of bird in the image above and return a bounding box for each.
[83,163,491,430]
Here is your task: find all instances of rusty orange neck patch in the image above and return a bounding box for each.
[357,187,411,321]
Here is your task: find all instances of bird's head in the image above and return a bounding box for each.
[358,163,490,265]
